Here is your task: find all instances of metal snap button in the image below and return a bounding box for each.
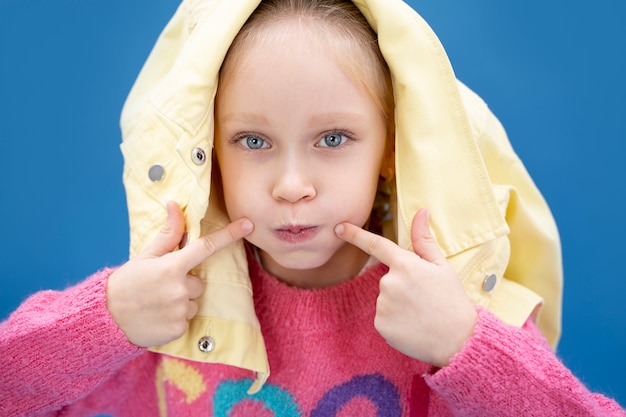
[148,164,165,182]
[482,273,497,292]
[198,336,215,353]
[191,148,206,165]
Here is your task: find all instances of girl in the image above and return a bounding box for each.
[2,0,624,415]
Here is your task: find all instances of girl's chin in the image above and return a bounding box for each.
[259,250,332,271]
[246,235,341,270]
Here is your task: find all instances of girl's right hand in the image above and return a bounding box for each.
[106,201,253,348]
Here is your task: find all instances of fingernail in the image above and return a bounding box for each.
[334,224,345,235]
[423,209,432,236]
[242,219,254,232]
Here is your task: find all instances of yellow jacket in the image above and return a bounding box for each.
[120,0,562,394]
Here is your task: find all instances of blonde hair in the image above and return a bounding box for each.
[219,0,395,142]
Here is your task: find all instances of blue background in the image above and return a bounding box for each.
[1,0,624,408]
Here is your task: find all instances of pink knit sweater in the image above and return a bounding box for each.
[1,257,624,416]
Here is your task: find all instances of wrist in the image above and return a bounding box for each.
[436,306,478,368]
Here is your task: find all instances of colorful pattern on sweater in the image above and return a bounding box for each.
[156,357,405,416]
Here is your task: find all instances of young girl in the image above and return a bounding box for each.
[2,0,624,415]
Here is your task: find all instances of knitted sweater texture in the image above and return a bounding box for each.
[1,258,624,417]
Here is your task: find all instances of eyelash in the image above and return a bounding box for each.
[229,133,269,150]
[316,129,355,148]
[229,128,356,150]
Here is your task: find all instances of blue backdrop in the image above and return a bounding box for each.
[1,0,624,408]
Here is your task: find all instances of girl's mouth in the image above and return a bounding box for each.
[274,225,319,244]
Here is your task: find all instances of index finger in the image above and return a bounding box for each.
[335,222,403,266]
[177,218,254,271]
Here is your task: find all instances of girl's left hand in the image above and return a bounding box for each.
[335,209,477,368]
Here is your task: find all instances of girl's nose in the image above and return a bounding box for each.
[271,158,316,203]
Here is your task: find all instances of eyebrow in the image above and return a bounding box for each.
[218,112,269,125]
[219,112,367,126]
[308,112,367,125]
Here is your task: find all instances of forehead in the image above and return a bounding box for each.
[218,22,358,97]
[217,31,376,117]
[220,16,370,84]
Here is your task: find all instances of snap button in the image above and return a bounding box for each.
[148,164,165,182]
[198,336,215,353]
[191,148,206,165]
[482,273,497,292]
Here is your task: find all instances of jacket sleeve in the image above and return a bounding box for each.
[424,307,626,416]
[457,81,564,349]
[0,268,144,417]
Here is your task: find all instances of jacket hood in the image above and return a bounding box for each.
[120,0,562,393]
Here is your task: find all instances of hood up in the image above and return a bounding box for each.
[120,0,562,393]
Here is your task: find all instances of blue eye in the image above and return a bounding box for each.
[319,133,347,148]
[242,136,268,150]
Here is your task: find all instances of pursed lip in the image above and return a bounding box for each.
[273,225,319,244]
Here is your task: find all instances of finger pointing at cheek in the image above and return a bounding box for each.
[334,222,407,268]
[176,218,254,272]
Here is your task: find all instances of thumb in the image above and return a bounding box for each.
[410,208,445,265]
[142,201,186,257]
